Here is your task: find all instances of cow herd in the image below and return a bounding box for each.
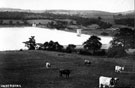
[45,60,127,88]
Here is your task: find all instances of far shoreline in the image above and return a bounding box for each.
[0,25,114,37]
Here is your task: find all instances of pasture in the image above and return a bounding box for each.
[0,50,135,88]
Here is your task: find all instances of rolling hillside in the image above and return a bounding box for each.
[0,8,134,18]
[0,8,134,27]
[0,50,135,88]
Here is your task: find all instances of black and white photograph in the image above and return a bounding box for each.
[0,0,135,88]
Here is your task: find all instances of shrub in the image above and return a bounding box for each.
[65,44,76,53]
[93,49,106,56]
[78,49,92,55]
[23,36,36,50]
[107,46,127,58]
[101,32,109,36]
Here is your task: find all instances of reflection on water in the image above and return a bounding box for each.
[0,27,112,51]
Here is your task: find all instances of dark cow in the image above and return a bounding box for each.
[59,69,71,78]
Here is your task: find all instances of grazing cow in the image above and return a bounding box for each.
[99,76,118,88]
[46,62,51,69]
[115,66,124,72]
[84,60,91,65]
[59,69,71,78]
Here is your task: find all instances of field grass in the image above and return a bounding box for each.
[0,50,135,88]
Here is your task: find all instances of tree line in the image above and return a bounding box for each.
[0,11,112,29]
[23,35,103,55]
[23,27,135,57]
[114,18,134,27]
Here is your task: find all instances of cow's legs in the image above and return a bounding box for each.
[115,70,119,72]
[99,84,103,88]
[66,74,69,78]
[99,84,104,88]
[59,73,62,77]
[99,84,101,88]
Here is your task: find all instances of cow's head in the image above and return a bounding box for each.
[121,67,124,70]
[111,77,119,85]
[114,77,119,81]
[84,60,89,62]
[114,77,119,85]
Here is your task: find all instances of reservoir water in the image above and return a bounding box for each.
[0,27,112,51]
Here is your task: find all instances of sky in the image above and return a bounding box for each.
[0,0,134,12]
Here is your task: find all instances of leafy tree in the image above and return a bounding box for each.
[114,18,134,27]
[43,42,49,50]
[42,41,63,51]
[83,35,102,54]
[47,40,54,50]
[0,20,3,24]
[9,20,13,25]
[132,28,135,48]
[47,21,67,29]
[47,21,55,28]
[23,36,36,50]
[112,27,135,49]
[54,42,63,51]
[66,44,76,53]
[98,21,112,29]
[16,21,20,25]
[23,20,29,25]
[108,27,135,57]
[107,44,126,57]
[101,32,109,36]
[98,16,102,21]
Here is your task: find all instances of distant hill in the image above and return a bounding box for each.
[0,8,45,13]
[46,10,115,22]
[0,8,134,17]
[116,10,135,15]
[1,8,134,15]
[46,10,113,16]
[0,8,114,23]
[0,8,30,12]
[46,10,135,24]
[0,8,134,24]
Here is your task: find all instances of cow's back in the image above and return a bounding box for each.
[99,76,111,86]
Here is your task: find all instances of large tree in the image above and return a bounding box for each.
[111,27,135,49]
[42,41,63,51]
[83,35,102,54]
[54,42,63,51]
[23,36,36,50]
[107,27,135,57]
[66,44,76,53]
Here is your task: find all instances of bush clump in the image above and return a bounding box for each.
[107,45,127,58]
[101,32,109,36]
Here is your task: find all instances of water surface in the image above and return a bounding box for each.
[0,27,112,51]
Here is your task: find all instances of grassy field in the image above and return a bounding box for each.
[0,50,135,88]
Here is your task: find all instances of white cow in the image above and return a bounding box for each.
[99,76,118,88]
[84,60,91,65]
[115,66,124,72]
[46,62,51,69]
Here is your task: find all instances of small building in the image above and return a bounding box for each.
[32,23,36,27]
[77,29,82,37]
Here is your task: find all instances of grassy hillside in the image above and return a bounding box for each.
[0,50,135,88]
